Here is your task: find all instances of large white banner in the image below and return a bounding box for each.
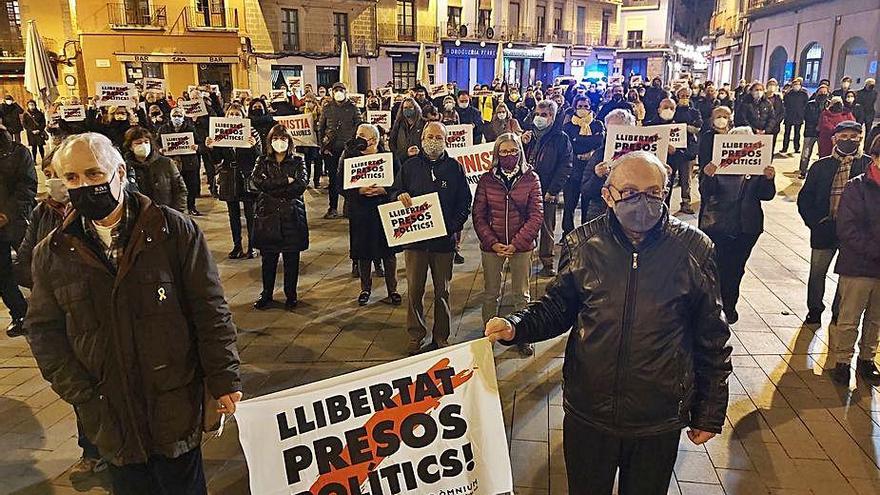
[449,142,495,194]
[378,192,447,247]
[235,339,513,495]
[712,134,773,175]
[445,124,474,150]
[343,152,394,189]
[603,125,670,164]
[275,114,318,147]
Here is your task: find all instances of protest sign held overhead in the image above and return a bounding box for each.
[349,93,366,108]
[142,78,165,92]
[603,125,670,164]
[287,76,303,92]
[233,88,252,100]
[235,338,512,495]
[445,124,473,150]
[377,86,394,99]
[449,142,495,194]
[96,82,136,107]
[428,83,449,99]
[209,117,252,148]
[180,99,208,118]
[275,114,318,147]
[367,111,392,132]
[379,192,447,247]
[59,105,86,122]
[161,132,196,156]
[343,152,395,190]
[271,89,288,102]
[656,123,687,149]
[712,134,773,175]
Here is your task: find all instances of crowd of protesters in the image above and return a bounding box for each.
[0,68,878,495]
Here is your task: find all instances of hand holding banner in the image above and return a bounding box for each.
[429,83,449,99]
[603,125,670,164]
[343,152,394,189]
[233,88,252,100]
[711,134,773,175]
[275,114,318,147]
[349,93,365,108]
[270,89,288,102]
[161,132,196,156]
[180,99,208,118]
[234,339,513,495]
[379,192,448,247]
[209,117,252,148]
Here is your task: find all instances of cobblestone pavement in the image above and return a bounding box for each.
[2,152,880,495]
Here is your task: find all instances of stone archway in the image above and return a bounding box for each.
[799,42,823,88]
[767,46,788,83]
[836,36,870,85]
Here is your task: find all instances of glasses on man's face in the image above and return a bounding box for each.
[609,185,666,202]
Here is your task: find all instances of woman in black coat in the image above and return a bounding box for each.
[252,124,309,311]
[22,100,46,160]
[561,95,604,236]
[158,107,203,215]
[339,123,401,306]
[206,103,262,259]
[698,107,776,324]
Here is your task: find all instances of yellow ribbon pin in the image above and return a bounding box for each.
[157,287,167,302]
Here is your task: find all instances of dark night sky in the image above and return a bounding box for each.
[674,0,715,44]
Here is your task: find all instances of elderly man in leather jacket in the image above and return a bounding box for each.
[486,151,732,495]
[26,133,241,494]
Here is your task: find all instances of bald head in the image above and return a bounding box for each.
[423,120,447,139]
[605,151,668,192]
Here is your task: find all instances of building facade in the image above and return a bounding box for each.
[616,0,675,82]
[22,0,251,99]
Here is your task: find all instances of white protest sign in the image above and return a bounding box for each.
[180,99,208,118]
[445,124,474,150]
[270,89,288,102]
[449,142,495,194]
[379,192,447,247]
[274,114,318,147]
[59,105,86,122]
[160,132,196,156]
[712,134,773,175]
[209,117,252,148]
[96,82,136,107]
[235,338,512,495]
[603,125,670,164]
[233,88,252,100]
[209,84,220,94]
[367,110,392,132]
[349,93,365,108]
[286,76,303,92]
[343,152,394,189]
[656,123,687,149]
[377,86,394,99]
[429,83,449,99]
[142,77,165,93]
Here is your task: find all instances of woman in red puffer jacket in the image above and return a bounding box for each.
[473,132,543,356]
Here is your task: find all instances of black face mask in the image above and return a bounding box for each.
[836,139,860,156]
[612,94,624,102]
[347,136,369,152]
[69,169,121,221]
[251,108,264,116]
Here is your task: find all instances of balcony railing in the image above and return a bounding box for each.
[378,23,439,44]
[184,7,238,30]
[280,33,377,57]
[0,34,23,57]
[108,3,167,28]
[443,22,499,41]
[536,30,572,44]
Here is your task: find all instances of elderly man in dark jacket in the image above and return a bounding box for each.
[797,121,871,327]
[735,82,777,136]
[782,77,808,154]
[856,78,877,149]
[523,99,572,276]
[643,76,669,122]
[486,151,732,495]
[26,132,241,494]
[392,121,472,355]
[799,85,830,178]
[828,135,880,385]
[318,82,362,218]
[454,90,485,144]
[0,127,36,337]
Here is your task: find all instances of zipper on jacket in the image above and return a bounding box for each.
[504,196,510,245]
[612,251,640,427]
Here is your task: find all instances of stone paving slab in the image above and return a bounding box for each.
[2,153,880,494]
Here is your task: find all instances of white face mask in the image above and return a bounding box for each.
[752,91,764,100]
[171,116,184,127]
[496,112,508,120]
[659,108,675,121]
[714,117,729,130]
[444,103,454,111]
[458,102,469,109]
[46,178,69,203]
[133,142,150,158]
[533,115,550,130]
[334,91,346,102]
[271,139,289,153]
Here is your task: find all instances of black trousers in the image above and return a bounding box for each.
[261,251,300,300]
[226,200,255,249]
[30,144,45,161]
[303,148,323,187]
[563,415,680,495]
[200,152,216,192]
[711,232,761,313]
[782,122,802,152]
[181,169,200,210]
[0,241,27,320]
[562,165,585,236]
[327,150,342,210]
[358,256,398,294]
[108,447,206,495]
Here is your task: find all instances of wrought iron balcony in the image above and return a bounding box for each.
[184,7,238,30]
[442,22,499,41]
[108,3,167,28]
[378,23,439,44]
[279,33,377,58]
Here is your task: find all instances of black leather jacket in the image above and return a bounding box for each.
[504,213,732,436]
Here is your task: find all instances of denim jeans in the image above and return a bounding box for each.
[807,248,837,317]
[800,137,818,174]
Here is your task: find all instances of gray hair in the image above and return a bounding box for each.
[606,150,669,187]
[491,132,526,171]
[536,99,558,117]
[423,120,448,138]
[604,109,636,127]
[357,123,380,141]
[52,132,124,177]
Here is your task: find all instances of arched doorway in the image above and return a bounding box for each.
[799,42,823,88]
[836,36,870,85]
[767,46,788,83]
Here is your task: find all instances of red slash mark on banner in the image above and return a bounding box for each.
[214,123,244,142]
[103,87,128,100]
[393,202,430,238]
[351,161,384,183]
[309,358,475,493]
[718,141,764,168]
[612,134,660,160]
